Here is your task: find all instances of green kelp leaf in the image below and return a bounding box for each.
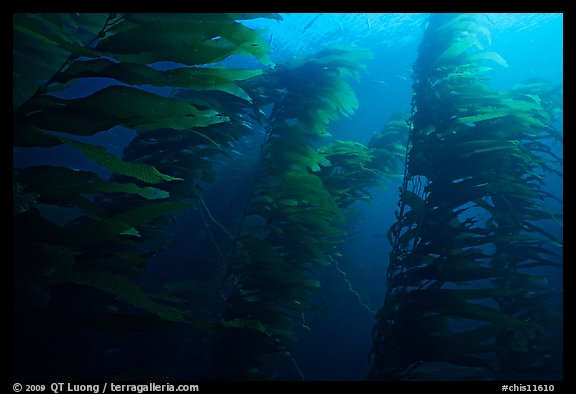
[55,59,263,102]
[435,14,478,34]
[477,25,492,46]
[58,137,183,184]
[402,191,427,214]
[13,181,39,216]
[97,19,210,61]
[307,150,332,172]
[59,202,189,247]
[121,13,220,25]
[454,109,512,124]
[396,227,420,249]
[13,14,101,59]
[437,35,483,63]
[447,324,501,348]
[135,116,228,133]
[17,167,105,218]
[516,93,542,106]
[281,173,342,214]
[466,52,509,68]
[278,199,299,207]
[26,86,227,135]
[522,221,563,247]
[12,16,75,108]
[521,207,562,223]
[93,183,169,200]
[119,227,141,237]
[416,325,501,366]
[41,12,106,35]
[67,271,187,322]
[162,67,263,102]
[98,17,272,66]
[22,97,119,136]
[405,291,540,337]
[304,45,373,81]
[318,140,385,204]
[26,14,87,48]
[329,80,360,116]
[24,13,110,45]
[501,97,543,112]
[321,140,374,163]
[228,13,283,21]
[457,139,521,157]
[14,17,61,46]
[517,260,562,270]
[486,178,536,199]
[71,13,114,36]
[19,166,170,205]
[281,149,331,173]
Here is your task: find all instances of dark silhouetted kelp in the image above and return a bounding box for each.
[368,13,563,381]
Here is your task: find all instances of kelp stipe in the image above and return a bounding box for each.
[368,13,562,380]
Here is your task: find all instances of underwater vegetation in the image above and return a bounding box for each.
[13,13,562,381]
[205,46,412,379]
[13,13,281,378]
[368,14,563,380]
[12,13,404,380]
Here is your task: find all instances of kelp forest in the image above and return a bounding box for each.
[12,13,563,381]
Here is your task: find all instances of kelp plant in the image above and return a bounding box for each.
[368,13,562,380]
[206,46,379,379]
[317,112,409,209]
[13,13,279,378]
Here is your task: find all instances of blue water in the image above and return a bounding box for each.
[13,13,563,381]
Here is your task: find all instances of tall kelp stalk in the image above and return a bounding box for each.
[12,13,279,378]
[368,13,563,380]
[205,46,377,380]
